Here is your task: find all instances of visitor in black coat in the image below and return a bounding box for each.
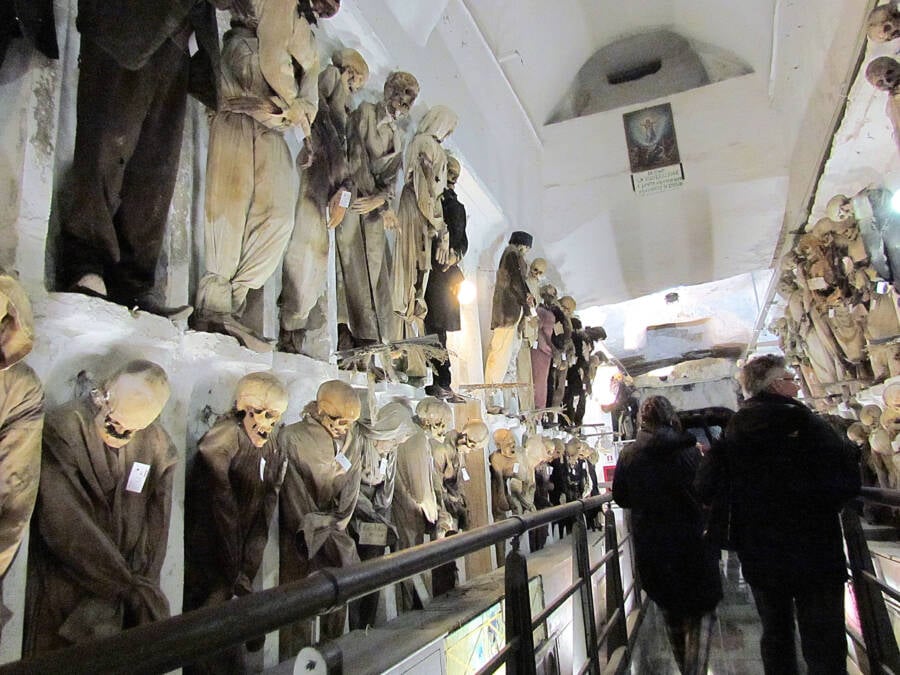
[696,354,859,675]
[613,395,721,673]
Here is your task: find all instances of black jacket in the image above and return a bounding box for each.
[613,427,722,616]
[696,392,860,590]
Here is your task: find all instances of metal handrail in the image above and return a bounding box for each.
[1,495,615,675]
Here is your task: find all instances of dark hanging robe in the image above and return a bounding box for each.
[424,187,468,335]
[0,0,59,67]
[24,398,177,655]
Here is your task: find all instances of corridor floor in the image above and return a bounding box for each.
[627,551,771,674]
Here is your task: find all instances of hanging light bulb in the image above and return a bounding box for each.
[457,279,477,304]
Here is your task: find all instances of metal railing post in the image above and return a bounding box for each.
[505,537,536,675]
[841,507,900,674]
[604,506,628,660]
[573,513,602,675]
[624,510,642,611]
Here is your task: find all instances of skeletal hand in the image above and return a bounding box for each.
[351,195,386,214]
[382,209,399,230]
[435,231,450,265]
[327,190,348,228]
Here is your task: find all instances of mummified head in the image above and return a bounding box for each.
[529,258,547,280]
[0,274,34,370]
[446,155,461,187]
[868,3,900,43]
[384,71,420,121]
[416,397,453,442]
[235,372,288,448]
[315,380,360,439]
[332,48,369,92]
[456,419,489,453]
[92,360,170,449]
[493,428,517,459]
[866,56,900,92]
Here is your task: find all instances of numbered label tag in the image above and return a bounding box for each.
[548,466,554,475]
[126,462,150,494]
[339,190,352,208]
[358,522,388,547]
[259,457,267,481]
[877,281,890,294]
[512,462,520,474]
[461,467,471,481]
[553,322,563,336]
[335,452,352,472]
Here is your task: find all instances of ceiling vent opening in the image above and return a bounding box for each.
[547,29,753,124]
[607,60,662,86]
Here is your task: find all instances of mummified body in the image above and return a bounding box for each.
[392,106,458,341]
[279,49,369,356]
[184,372,288,673]
[336,72,420,345]
[24,361,175,655]
[195,0,339,351]
[277,380,361,658]
[0,276,44,640]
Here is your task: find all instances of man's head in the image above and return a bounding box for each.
[332,48,369,92]
[383,71,419,121]
[738,354,799,399]
[314,380,360,439]
[92,360,170,449]
[509,231,533,254]
[235,372,289,448]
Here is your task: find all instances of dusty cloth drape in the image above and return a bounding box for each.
[280,65,353,332]
[531,304,554,408]
[336,101,404,342]
[277,415,362,658]
[24,398,176,655]
[197,3,319,317]
[392,430,440,550]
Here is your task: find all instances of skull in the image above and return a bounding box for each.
[332,48,369,92]
[443,156,462,189]
[310,0,340,19]
[559,296,576,316]
[524,435,547,464]
[866,56,900,92]
[868,4,900,43]
[860,403,884,428]
[0,274,34,370]
[457,419,489,453]
[870,428,893,455]
[383,71,419,121]
[847,422,869,445]
[235,372,288,448]
[92,360,170,449]
[825,195,854,223]
[564,438,581,460]
[417,105,458,143]
[416,397,453,442]
[882,407,900,436]
[493,428,517,458]
[315,380,360,439]
[540,284,558,304]
[529,258,547,281]
[552,438,565,460]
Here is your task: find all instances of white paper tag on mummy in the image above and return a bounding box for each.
[259,457,267,481]
[877,281,890,294]
[807,277,828,291]
[379,457,388,475]
[358,522,388,547]
[554,322,563,336]
[339,190,352,208]
[461,467,471,481]
[335,452,352,472]
[188,33,199,56]
[561,353,567,362]
[126,462,150,493]
[512,462,520,474]
[828,307,835,318]
[548,466,553,475]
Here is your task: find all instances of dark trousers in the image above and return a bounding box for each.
[425,325,452,388]
[750,583,847,675]
[60,36,189,304]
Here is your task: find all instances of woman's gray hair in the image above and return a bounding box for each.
[738,354,786,398]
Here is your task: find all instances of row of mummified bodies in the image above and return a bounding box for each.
[770,187,900,404]
[483,234,607,425]
[847,383,900,493]
[0,296,602,673]
[53,0,465,362]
